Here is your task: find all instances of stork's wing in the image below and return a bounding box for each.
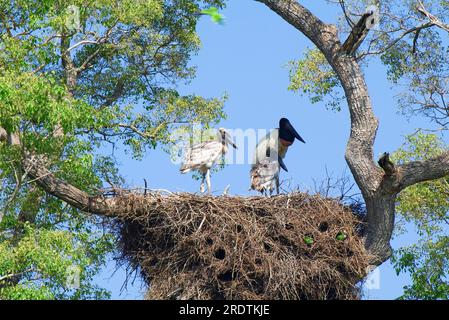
[250,159,279,191]
[180,141,222,172]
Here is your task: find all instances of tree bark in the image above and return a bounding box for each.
[21,154,118,217]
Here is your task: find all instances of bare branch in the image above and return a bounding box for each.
[75,24,117,73]
[117,122,167,140]
[357,22,434,59]
[341,12,373,56]
[0,268,33,286]
[417,0,449,33]
[338,0,355,28]
[67,40,100,52]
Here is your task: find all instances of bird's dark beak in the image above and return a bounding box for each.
[288,123,306,144]
[278,156,288,172]
[279,118,306,144]
[226,133,237,149]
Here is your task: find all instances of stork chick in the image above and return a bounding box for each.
[250,157,288,196]
[180,128,237,194]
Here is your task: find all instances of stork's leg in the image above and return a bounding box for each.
[205,169,212,195]
[200,172,206,193]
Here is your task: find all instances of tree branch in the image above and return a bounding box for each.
[417,0,449,33]
[397,151,449,189]
[338,0,355,28]
[255,0,339,54]
[0,268,33,288]
[21,154,116,217]
[1,125,115,217]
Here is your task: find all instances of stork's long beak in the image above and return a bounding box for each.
[278,156,288,172]
[226,133,237,149]
[288,123,306,144]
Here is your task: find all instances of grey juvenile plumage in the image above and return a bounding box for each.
[180,128,237,194]
[250,158,281,196]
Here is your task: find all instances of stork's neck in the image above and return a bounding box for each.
[222,143,228,154]
[278,143,288,158]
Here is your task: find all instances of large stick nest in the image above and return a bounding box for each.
[113,192,370,300]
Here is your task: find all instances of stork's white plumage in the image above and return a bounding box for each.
[180,128,236,194]
[252,129,288,167]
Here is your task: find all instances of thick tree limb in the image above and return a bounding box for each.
[0,125,116,217]
[254,0,339,54]
[21,154,117,217]
[397,151,449,189]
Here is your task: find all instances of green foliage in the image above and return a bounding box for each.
[392,237,449,300]
[201,6,225,24]
[287,48,343,111]
[0,223,113,299]
[391,132,449,299]
[0,0,227,299]
[392,133,449,233]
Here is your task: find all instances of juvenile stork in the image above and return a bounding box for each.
[250,118,305,195]
[180,128,237,194]
[250,157,287,196]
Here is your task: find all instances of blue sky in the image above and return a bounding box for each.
[93,0,445,299]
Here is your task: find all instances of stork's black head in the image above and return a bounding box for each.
[279,118,305,144]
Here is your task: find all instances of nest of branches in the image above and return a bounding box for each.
[113,192,370,300]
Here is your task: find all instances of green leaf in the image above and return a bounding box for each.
[201,6,225,25]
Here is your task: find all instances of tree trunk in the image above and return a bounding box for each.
[364,195,396,264]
